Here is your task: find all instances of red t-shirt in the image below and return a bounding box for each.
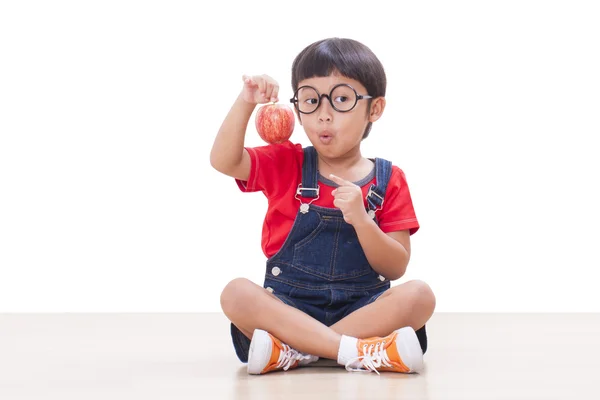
[235,141,420,259]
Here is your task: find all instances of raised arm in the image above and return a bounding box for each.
[210,74,280,181]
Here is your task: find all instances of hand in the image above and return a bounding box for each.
[240,74,280,105]
[329,174,371,227]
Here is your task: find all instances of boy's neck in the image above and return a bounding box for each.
[317,150,373,182]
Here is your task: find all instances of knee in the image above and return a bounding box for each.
[220,277,255,318]
[405,279,436,314]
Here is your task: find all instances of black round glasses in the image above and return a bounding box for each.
[290,84,373,114]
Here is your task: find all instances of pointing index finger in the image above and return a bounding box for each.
[329,174,352,186]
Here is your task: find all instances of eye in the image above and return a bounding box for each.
[304,98,318,105]
[334,96,349,103]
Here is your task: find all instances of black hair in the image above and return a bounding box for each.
[291,38,386,139]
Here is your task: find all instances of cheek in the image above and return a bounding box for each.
[299,116,318,131]
[340,116,366,134]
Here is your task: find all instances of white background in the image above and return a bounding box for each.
[1,1,598,312]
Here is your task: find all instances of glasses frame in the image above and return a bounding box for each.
[289,83,373,114]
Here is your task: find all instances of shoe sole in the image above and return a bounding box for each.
[247,329,272,375]
[395,326,424,373]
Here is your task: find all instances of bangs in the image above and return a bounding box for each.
[291,38,386,97]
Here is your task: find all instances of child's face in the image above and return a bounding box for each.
[295,73,382,159]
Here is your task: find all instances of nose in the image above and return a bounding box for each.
[317,94,333,121]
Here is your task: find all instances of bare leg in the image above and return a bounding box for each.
[221,278,436,360]
[328,279,436,338]
[221,278,341,359]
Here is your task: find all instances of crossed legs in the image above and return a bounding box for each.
[220,278,436,360]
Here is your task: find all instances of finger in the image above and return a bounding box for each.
[264,83,274,101]
[329,174,353,186]
[261,75,275,101]
[332,186,357,194]
[270,84,280,103]
[333,198,349,208]
[256,77,266,96]
[333,194,353,204]
[331,189,350,199]
[242,75,257,87]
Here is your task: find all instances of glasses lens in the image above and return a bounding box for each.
[331,85,357,112]
[296,87,319,113]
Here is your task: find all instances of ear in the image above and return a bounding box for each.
[368,97,386,122]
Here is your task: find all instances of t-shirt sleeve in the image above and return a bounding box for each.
[235,141,301,197]
[377,167,420,235]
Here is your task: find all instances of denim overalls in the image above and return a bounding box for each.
[230,146,427,361]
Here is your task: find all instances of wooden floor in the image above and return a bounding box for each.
[1,313,598,399]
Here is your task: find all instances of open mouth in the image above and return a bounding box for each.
[319,135,333,144]
[318,131,334,144]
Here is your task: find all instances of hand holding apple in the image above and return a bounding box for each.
[239,74,294,144]
[255,103,295,144]
[241,74,279,105]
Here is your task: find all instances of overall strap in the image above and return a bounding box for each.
[299,146,319,198]
[366,158,393,213]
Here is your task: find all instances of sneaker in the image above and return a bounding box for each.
[247,329,318,375]
[345,327,424,375]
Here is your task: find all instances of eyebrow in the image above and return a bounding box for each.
[302,82,351,92]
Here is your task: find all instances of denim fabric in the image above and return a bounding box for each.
[230,146,427,362]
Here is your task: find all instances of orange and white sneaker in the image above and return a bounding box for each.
[343,327,424,375]
[247,329,319,375]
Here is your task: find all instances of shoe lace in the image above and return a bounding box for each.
[277,343,312,371]
[345,340,392,375]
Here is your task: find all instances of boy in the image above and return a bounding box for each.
[210,37,436,375]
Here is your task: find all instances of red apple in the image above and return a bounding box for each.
[255,103,295,144]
